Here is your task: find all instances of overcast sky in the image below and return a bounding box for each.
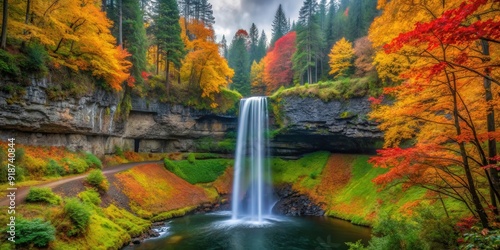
[211,0,303,43]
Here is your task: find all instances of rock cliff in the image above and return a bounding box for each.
[0,79,382,156]
[271,96,383,156]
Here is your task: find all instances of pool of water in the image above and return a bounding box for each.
[124,212,371,250]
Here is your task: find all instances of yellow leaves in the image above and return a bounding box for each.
[328,37,354,78]
[7,0,130,91]
[250,60,266,95]
[180,19,234,105]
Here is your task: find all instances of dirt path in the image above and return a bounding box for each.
[0,161,161,207]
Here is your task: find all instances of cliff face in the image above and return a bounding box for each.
[0,79,382,156]
[270,96,383,156]
[0,78,237,156]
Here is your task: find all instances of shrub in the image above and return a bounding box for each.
[13,218,55,247]
[64,198,91,234]
[114,146,124,157]
[187,153,196,164]
[46,159,65,176]
[78,189,101,206]
[64,157,89,174]
[0,49,21,76]
[85,152,102,169]
[86,169,109,191]
[21,42,49,75]
[26,187,62,205]
[461,228,500,250]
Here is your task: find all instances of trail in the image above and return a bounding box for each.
[0,161,160,207]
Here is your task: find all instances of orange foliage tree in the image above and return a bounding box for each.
[180,18,234,107]
[6,0,131,90]
[369,0,500,228]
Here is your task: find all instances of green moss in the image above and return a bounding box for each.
[104,204,150,237]
[164,158,232,184]
[270,77,374,103]
[151,206,197,222]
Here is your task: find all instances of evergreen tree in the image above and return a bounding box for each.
[220,35,228,58]
[178,0,214,25]
[122,0,147,86]
[293,0,322,84]
[152,0,185,92]
[270,4,289,47]
[256,31,267,63]
[248,23,259,65]
[228,30,250,96]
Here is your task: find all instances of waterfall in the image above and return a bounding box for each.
[231,97,273,222]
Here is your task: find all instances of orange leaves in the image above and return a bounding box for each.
[180,18,234,105]
[115,163,209,214]
[7,0,131,91]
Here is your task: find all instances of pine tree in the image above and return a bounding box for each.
[293,0,322,84]
[270,4,289,47]
[228,30,250,96]
[256,30,267,63]
[220,35,228,58]
[152,0,185,92]
[178,0,214,25]
[121,0,147,86]
[248,23,259,65]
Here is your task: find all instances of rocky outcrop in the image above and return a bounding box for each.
[0,78,237,156]
[0,78,382,156]
[272,184,324,216]
[270,96,383,156]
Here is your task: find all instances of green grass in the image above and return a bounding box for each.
[151,206,197,222]
[164,158,233,184]
[271,151,330,188]
[270,77,374,102]
[326,156,469,226]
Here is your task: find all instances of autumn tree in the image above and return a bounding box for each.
[180,18,234,106]
[228,29,250,96]
[250,60,266,96]
[328,37,353,78]
[270,4,289,47]
[353,36,375,76]
[263,32,297,94]
[4,0,131,90]
[369,0,500,228]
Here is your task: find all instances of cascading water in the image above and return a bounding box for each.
[231,97,273,222]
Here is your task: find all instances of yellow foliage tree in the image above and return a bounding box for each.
[328,37,354,78]
[6,0,131,90]
[250,60,266,95]
[179,18,234,107]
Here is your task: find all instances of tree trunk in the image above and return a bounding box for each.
[482,39,500,217]
[1,0,8,49]
[101,0,106,12]
[156,44,160,75]
[450,72,490,229]
[166,51,171,96]
[24,0,30,25]
[118,0,123,47]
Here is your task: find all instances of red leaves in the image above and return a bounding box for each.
[235,29,249,38]
[368,95,384,105]
[384,0,499,54]
[263,32,297,93]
